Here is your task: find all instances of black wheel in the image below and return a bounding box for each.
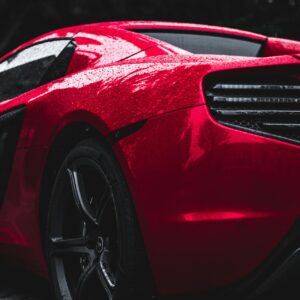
[45,139,151,300]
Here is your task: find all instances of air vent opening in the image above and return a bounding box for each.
[204,65,300,145]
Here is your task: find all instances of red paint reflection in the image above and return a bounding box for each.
[181,211,276,222]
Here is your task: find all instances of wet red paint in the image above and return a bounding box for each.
[0,21,300,297]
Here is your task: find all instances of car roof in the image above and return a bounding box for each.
[98,20,266,41]
[0,21,266,65]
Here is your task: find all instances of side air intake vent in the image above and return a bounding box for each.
[206,82,300,144]
[0,105,25,205]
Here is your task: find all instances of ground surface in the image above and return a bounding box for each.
[0,265,51,300]
[0,264,299,300]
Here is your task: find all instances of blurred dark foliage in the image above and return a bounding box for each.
[0,0,300,55]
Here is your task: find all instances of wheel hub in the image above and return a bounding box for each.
[95,236,104,254]
[79,254,89,269]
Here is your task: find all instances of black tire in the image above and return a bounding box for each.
[45,138,152,300]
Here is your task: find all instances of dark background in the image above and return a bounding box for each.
[0,1,299,299]
[0,0,300,56]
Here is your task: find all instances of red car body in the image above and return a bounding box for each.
[1,21,300,297]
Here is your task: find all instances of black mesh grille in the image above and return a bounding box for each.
[205,82,300,144]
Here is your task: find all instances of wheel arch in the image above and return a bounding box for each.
[38,118,156,296]
[39,121,107,243]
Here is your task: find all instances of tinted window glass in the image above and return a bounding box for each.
[40,40,76,85]
[0,39,74,102]
[138,31,262,57]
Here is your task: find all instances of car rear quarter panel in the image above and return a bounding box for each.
[113,104,300,296]
[18,60,209,148]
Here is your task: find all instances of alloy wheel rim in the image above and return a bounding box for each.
[49,158,119,300]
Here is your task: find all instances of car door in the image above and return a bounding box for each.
[0,38,76,205]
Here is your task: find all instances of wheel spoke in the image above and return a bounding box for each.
[67,168,98,227]
[75,261,98,300]
[96,185,111,222]
[49,155,120,300]
[97,267,114,300]
[98,245,116,299]
[50,237,91,256]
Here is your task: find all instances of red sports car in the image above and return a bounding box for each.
[1,20,300,300]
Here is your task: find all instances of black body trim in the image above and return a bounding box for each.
[0,105,25,206]
[107,120,147,144]
[228,217,300,299]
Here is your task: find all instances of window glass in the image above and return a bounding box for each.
[0,39,73,102]
[138,31,262,57]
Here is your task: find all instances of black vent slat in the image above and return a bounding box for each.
[262,123,300,130]
[212,84,300,91]
[212,109,300,117]
[212,96,300,104]
[206,82,300,145]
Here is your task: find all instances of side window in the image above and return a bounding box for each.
[0,39,76,102]
[137,31,263,57]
